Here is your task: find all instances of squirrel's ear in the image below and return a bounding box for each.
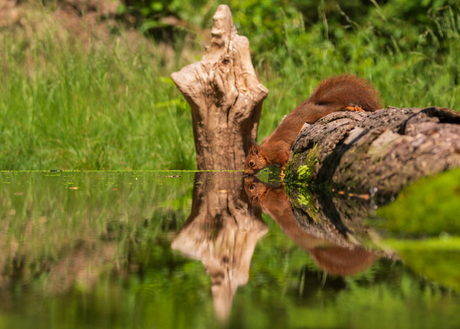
[250,145,259,155]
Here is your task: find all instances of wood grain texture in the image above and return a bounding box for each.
[287,107,460,199]
[171,5,268,170]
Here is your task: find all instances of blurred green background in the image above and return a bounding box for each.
[1,0,459,170]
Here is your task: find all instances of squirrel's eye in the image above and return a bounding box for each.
[249,160,255,167]
[249,184,255,191]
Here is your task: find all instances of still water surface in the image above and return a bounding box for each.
[0,171,459,329]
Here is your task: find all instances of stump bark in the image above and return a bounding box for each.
[287,107,460,200]
[171,5,268,170]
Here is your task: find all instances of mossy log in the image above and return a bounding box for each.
[286,107,460,200]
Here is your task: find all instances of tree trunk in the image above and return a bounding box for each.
[286,107,460,200]
[171,5,268,170]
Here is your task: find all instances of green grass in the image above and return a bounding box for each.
[0,4,459,170]
[0,8,196,170]
[376,168,460,236]
[383,238,460,292]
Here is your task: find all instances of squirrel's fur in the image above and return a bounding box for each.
[244,74,382,175]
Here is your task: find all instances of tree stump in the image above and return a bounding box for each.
[171,5,268,170]
[286,107,460,200]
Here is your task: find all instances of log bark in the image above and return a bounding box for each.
[171,5,268,170]
[286,107,460,200]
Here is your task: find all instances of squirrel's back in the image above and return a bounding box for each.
[261,75,381,148]
[308,74,381,112]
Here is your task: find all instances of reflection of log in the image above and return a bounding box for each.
[171,5,268,170]
[287,107,460,199]
[244,177,378,276]
[171,173,267,321]
[289,187,372,246]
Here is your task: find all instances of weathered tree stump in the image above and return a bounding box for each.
[171,5,268,170]
[287,107,460,200]
[171,172,267,321]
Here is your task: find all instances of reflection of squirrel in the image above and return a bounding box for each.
[244,75,382,175]
[244,177,376,276]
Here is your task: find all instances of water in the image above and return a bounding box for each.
[0,171,459,329]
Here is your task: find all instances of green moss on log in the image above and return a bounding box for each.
[286,143,321,182]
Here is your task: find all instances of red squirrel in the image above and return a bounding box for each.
[244,74,382,175]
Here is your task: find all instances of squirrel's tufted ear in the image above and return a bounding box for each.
[250,145,259,155]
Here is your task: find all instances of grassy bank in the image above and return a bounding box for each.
[0,6,196,170]
[0,3,459,170]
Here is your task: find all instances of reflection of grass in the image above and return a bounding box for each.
[375,169,460,291]
[377,168,460,236]
[384,238,460,292]
[385,237,460,251]
[0,172,193,279]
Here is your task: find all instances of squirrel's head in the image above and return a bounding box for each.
[243,177,268,206]
[244,145,266,175]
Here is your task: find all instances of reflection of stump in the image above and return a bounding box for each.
[171,173,267,321]
[171,5,268,170]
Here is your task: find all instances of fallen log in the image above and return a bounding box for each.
[286,106,460,200]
